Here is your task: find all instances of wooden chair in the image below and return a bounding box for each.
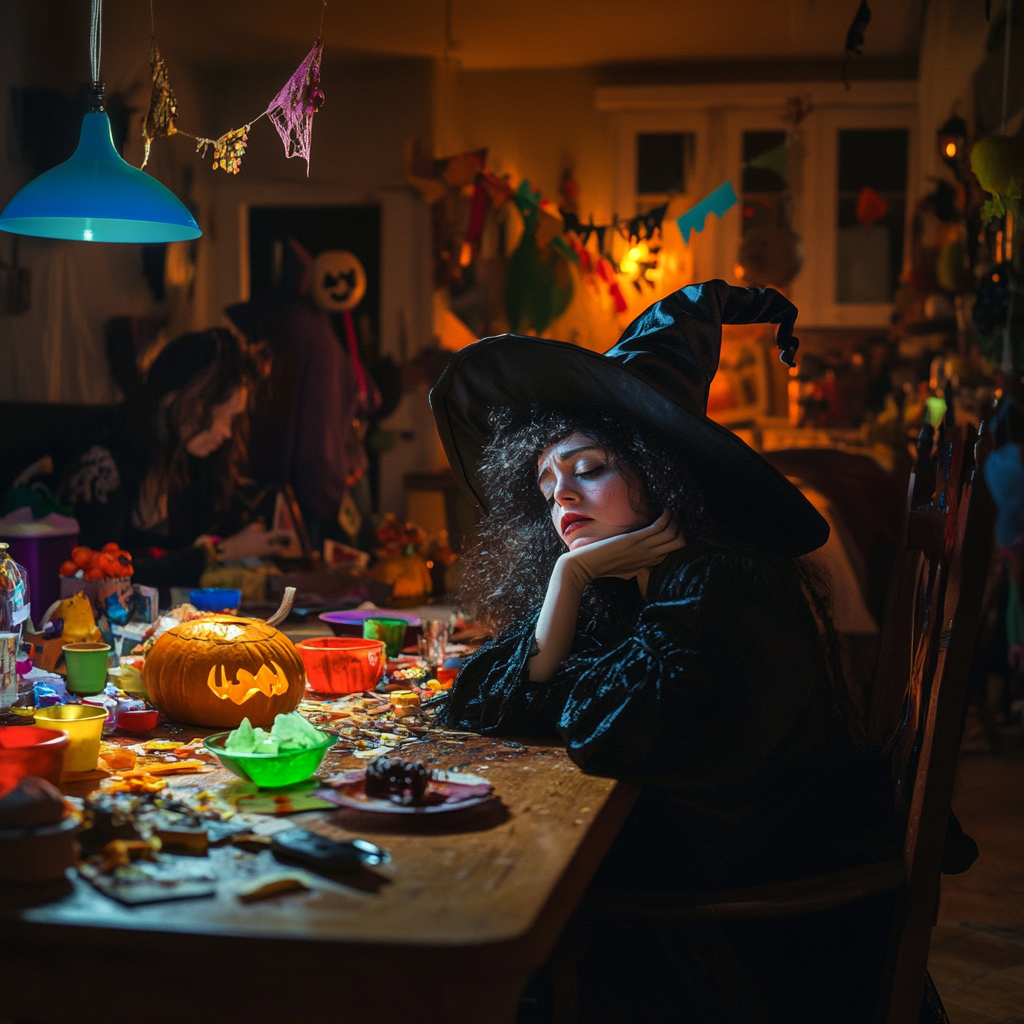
[580,418,996,1023]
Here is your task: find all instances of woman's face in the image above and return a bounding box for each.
[183,386,247,458]
[537,432,650,550]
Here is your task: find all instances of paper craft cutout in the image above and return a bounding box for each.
[266,39,324,175]
[676,182,740,244]
[745,143,787,179]
[856,186,889,226]
[209,126,249,174]
[141,38,178,169]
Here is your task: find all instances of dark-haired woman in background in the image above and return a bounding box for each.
[61,329,293,588]
[430,282,901,1022]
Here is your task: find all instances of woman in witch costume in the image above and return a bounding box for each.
[430,281,900,1022]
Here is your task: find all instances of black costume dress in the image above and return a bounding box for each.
[442,541,899,1022]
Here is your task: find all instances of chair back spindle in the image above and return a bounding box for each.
[874,422,995,1022]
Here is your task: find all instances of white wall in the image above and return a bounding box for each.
[917,0,992,189]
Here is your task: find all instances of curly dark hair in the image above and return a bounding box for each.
[457,406,862,740]
[458,407,717,631]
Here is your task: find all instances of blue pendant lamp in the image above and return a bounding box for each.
[0,0,200,243]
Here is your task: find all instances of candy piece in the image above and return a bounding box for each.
[390,690,421,718]
[98,743,137,771]
[153,826,208,854]
[235,871,311,902]
[225,718,256,753]
[364,755,430,805]
[269,712,324,750]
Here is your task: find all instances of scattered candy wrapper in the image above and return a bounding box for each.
[215,778,335,815]
[235,870,312,902]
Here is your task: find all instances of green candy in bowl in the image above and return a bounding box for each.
[204,713,335,788]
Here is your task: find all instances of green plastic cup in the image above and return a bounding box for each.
[63,642,111,696]
[363,617,409,659]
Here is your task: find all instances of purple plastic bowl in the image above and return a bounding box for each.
[319,609,422,644]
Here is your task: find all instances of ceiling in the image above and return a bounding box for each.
[92,0,925,70]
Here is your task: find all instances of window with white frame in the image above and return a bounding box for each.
[598,82,917,327]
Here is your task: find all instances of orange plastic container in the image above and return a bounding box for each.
[296,637,386,695]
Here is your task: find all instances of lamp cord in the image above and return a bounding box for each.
[89,0,102,87]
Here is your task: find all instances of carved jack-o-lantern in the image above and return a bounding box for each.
[143,616,306,728]
[310,250,366,311]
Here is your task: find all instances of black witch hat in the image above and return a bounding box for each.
[429,280,829,558]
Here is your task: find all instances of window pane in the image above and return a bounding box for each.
[742,130,787,195]
[737,130,802,289]
[835,128,908,303]
[637,133,694,195]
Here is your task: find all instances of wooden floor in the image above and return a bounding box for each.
[929,735,1024,1024]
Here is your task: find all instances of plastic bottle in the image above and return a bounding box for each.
[0,543,30,709]
[0,543,31,645]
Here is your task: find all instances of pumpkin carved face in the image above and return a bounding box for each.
[143,616,306,728]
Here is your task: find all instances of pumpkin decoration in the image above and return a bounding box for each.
[368,552,433,600]
[142,615,306,729]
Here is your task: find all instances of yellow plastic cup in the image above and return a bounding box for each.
[34,705,107,773]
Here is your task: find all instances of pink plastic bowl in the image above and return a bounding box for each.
[0,726,68,798]
[296,637,386,695]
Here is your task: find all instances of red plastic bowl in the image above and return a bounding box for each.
[116,709,159,735]
[0,726,68,798]
[297,637,386,694]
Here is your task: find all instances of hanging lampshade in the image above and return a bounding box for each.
[0,0,200,244]
[0,107,200,243]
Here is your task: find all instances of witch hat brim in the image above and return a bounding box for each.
[430,334,829,558]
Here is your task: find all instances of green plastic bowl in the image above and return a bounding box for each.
[203,730,335,788]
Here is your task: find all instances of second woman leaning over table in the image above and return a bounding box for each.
[60,328,294,589]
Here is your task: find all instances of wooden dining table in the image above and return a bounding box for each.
[0,728,638,1024]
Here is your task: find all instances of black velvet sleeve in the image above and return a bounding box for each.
[441,618,575,737]
[445,546,837,814]
[554,548,830,803]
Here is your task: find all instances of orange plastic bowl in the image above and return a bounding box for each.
[0,726,68,798]
[296,637,387,695]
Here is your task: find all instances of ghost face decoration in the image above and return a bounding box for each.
[311,250,366,311]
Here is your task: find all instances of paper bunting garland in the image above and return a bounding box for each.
[141,38,178,169]
[140,29,324,176]
[203,126,250,175]
[266,39,324,176]
[676,182,739,243]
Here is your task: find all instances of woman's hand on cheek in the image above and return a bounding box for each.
[560,511,685,586]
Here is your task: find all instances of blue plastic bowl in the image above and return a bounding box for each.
[189,587,242,613]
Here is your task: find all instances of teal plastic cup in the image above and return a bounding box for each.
[62,642,111,695]
[362,617,409,658]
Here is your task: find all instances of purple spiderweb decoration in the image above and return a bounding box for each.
[266,39,324,176]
